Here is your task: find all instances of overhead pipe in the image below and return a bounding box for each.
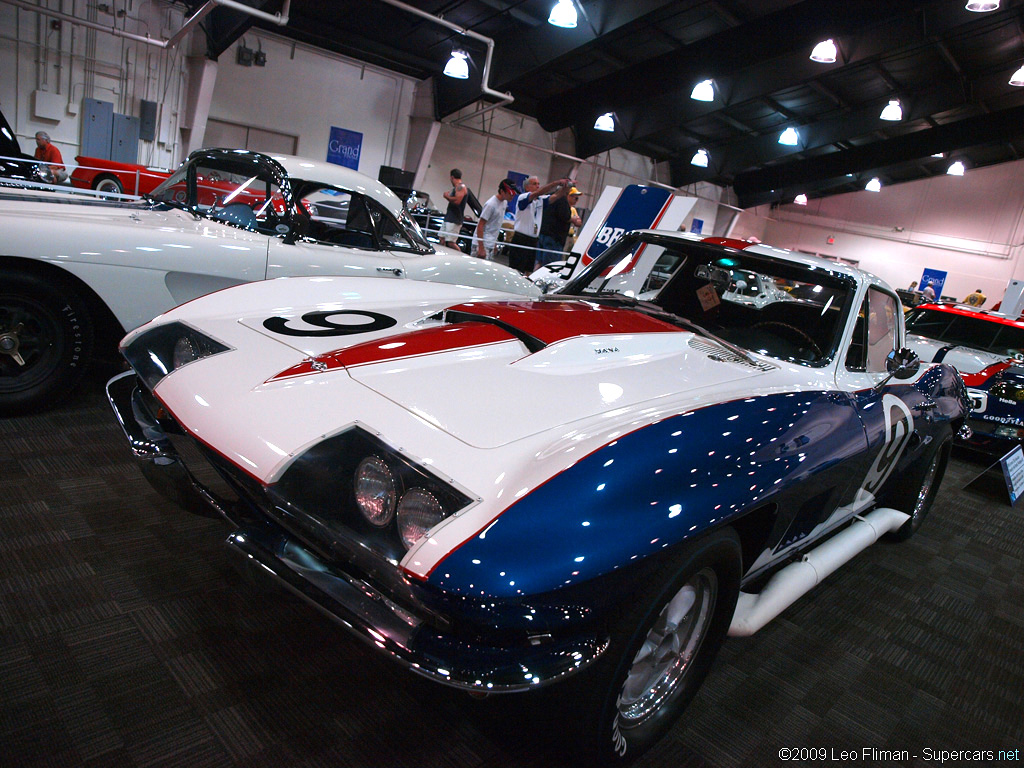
[2,0,290,49]
[375,0,513,118]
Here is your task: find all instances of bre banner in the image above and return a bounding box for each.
[327,127,362,170]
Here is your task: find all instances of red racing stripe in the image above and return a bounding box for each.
[270,300,683,380]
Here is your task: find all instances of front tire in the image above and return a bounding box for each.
[0,272,94,415]
[889,434,951,540]
[92,174,124,194]
[565,529,741,765]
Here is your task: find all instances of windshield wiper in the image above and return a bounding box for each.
[579,292,761,366]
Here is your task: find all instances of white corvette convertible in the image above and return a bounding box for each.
[0,148,537,414]
[108,230,969,764]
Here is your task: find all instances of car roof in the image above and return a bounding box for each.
[632,229,871,283]
[267,153,404,217]
[914,302,1024,328]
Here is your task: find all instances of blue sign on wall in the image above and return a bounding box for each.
[691,217,704,234]
[326,127,362,170]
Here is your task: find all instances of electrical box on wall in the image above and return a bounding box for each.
[31,90,65,122]
[139,100,158,142]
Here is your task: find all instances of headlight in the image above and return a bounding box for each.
[354,456,398,526]
[397,489,445,549]
[122,322,231,389]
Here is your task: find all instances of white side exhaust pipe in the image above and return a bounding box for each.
[728,507,909,637]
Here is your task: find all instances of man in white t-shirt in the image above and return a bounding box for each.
[507,175,570,273]
[474,178,518,261]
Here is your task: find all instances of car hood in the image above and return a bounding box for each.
[141,279,780,484]
[246,298,775,449]
[906,333,1005,374]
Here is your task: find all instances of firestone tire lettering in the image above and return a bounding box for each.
[263,310,397,337]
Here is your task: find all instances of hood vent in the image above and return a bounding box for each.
[689,337,775,372]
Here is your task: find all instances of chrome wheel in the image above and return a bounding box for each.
[617,567,718,728]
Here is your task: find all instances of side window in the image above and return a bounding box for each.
[866,289,899,373]
[366,198,415,250]
[298,187,376,249]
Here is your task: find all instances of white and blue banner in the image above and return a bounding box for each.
[326,127,362,170]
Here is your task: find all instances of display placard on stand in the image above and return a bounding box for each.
[999,444,1024,505]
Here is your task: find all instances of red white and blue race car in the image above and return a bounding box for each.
[905,302,1024,453]
[108,230,970,764]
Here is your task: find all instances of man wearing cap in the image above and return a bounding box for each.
[508,175,571,274]
[536,183,583,269]
[441,168,468,248]
[474,178,518,261]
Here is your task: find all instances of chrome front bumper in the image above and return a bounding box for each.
[106,370,608,692]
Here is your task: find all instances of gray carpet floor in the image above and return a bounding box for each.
[2,368,1022,767]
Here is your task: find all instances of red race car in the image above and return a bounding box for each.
[70,155,172,195]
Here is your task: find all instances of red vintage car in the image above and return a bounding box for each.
[70,155,172,195]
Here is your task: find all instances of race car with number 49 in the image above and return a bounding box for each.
[108,229,970,764]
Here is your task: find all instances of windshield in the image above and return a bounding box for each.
[559,232,854,366]
[149,158,287,234]
[905,307,1024,358]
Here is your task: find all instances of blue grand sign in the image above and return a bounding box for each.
[327,127,362,170]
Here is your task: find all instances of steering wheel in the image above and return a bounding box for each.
[752,321,823,359]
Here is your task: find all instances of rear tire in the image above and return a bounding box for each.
[0,272,94,415]
[888,434,951,540]
[92,174,124,194]
[562,529,741,765]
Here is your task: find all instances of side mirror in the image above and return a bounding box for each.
[886,347,921,380]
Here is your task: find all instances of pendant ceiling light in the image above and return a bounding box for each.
[443,49,470,79]
[793,194,808,205]
[879,99,903,121]
[548,0,577,28]
[809,39,837,63]
[865,178,882,192]
[593,112,615,132]
[947,161,966,176]
[690,79,715,102]
[1010,64,1024,86]
[691,148,709,168]
[965,1,999,11]
[778,127,799,146]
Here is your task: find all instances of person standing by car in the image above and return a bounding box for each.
[33,131,67,182]
[964,288,986,307]
[536,185,582,269]
[508,175,569,274]
[474,179,518,261]
[441,168,468,248]
[922,281,936,302]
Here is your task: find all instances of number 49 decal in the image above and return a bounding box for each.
[861,394,915,497]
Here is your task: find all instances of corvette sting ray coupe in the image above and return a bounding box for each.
[0,147,537,414]
[107,230,970,764]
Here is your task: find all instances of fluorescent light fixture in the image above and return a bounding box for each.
[965,1,999,11]
[690,79,715,102]
[947,161,966,176]
[810,39,837,63]
[593,112,615,131]
[548,0,577,28]
[1010,64,1024,86]
[443,49,469,79]
[691,148,709,168]
[778,127,799,146]
[865,177,882,192]
[793,194,808,205]
[932,152,945,158]
[880,99,902,121]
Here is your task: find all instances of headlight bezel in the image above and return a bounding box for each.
[270,427,473,560]
[122,321,232,390]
